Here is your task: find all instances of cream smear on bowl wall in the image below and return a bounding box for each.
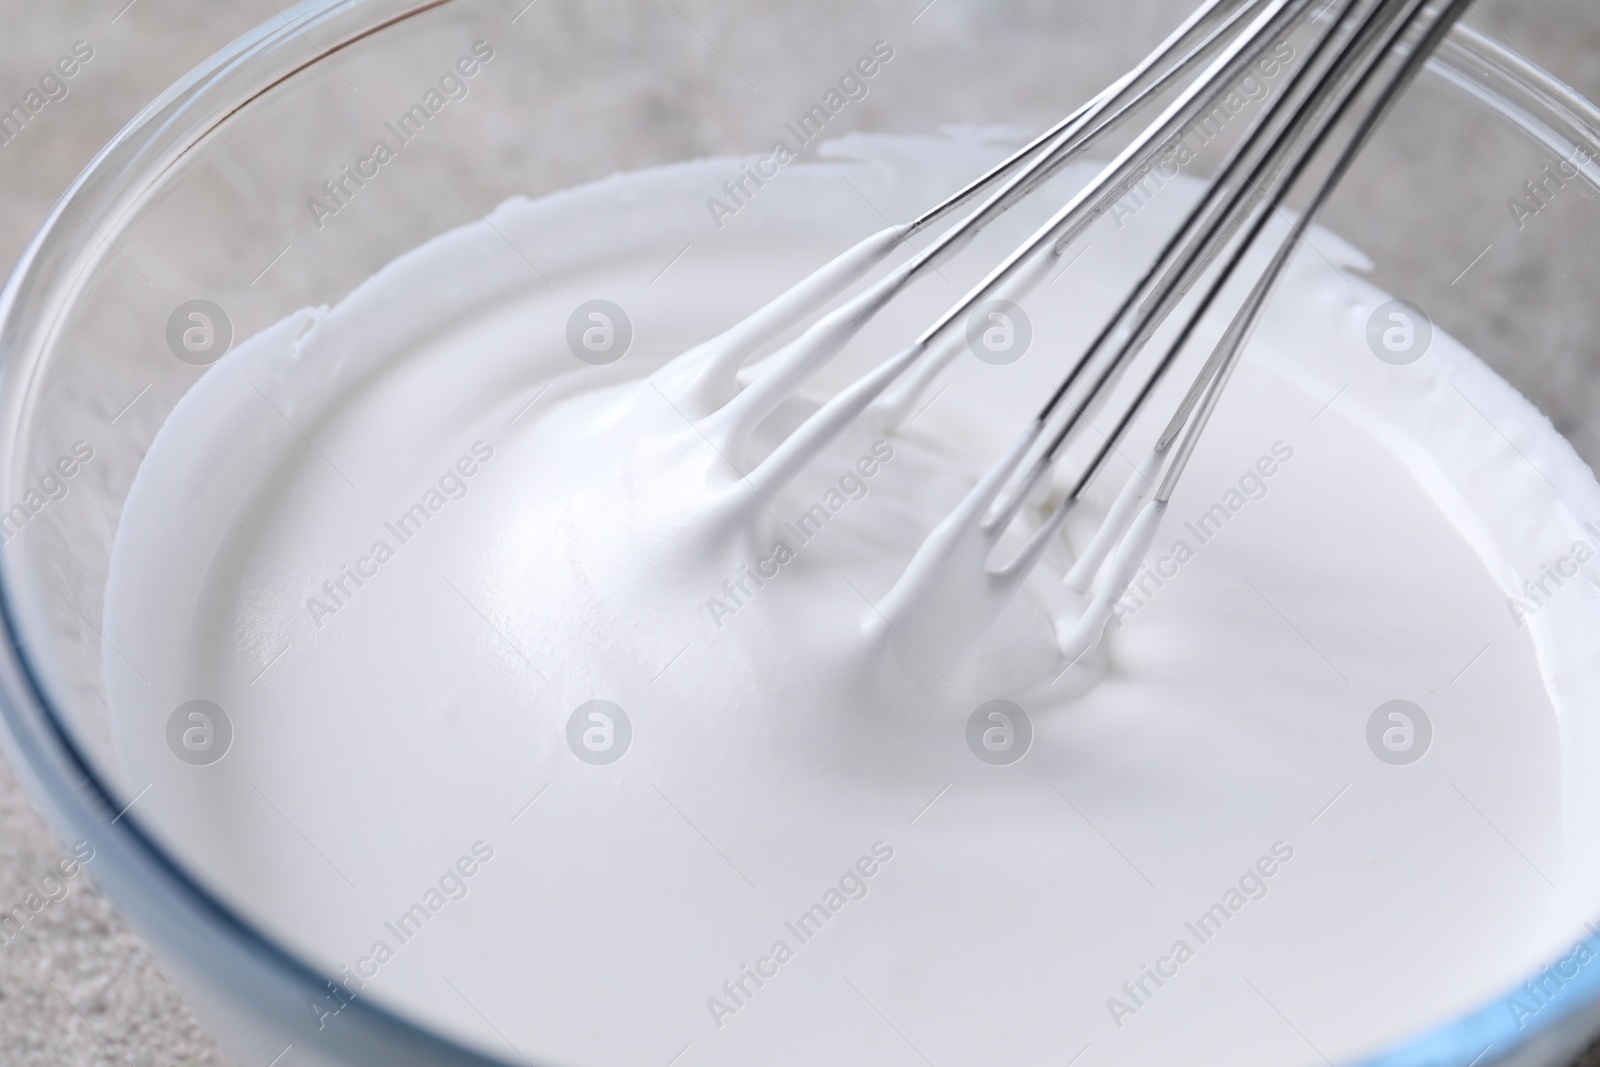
[99,124,1600,1067]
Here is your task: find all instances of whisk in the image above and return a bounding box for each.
[651,0,1469,672]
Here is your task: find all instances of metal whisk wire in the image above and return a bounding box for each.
[864,0,1468,665]
[651,0,1470,670]
[1011,0,1466,593]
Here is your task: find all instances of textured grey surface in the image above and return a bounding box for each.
[0,2,1599,1064]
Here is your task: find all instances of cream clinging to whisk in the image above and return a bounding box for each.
[644,0,1471,673]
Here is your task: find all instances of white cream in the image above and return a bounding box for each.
[103,130,1600,1066]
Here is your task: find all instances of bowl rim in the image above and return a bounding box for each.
[0,3,1598,1064]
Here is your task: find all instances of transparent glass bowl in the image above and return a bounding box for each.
[1,1,1598,1064]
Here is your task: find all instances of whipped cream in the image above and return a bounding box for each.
[103,130,1600,1066]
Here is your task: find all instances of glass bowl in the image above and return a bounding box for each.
[0,1,1598,1064]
